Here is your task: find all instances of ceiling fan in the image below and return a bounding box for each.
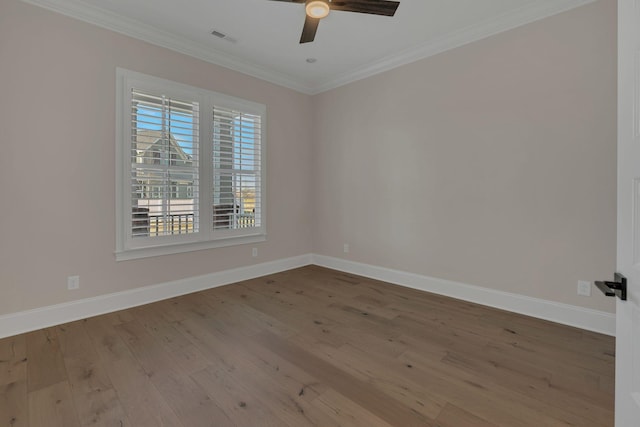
[269,0,400,44]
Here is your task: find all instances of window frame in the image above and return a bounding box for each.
[115,68,266,261]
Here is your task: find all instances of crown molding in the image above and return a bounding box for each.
[20,0,311,94]
[21,0,596,95]
[311,0,597,94]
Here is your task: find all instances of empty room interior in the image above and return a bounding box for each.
[0,0,628,425]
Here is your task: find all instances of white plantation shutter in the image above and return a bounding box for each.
[212,106,262,232]
[116,69,266,260]
[130,90,199,238]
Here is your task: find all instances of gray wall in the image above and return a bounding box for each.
[0,0,313,315]
[312,0,617,312]
[0,0,617,316]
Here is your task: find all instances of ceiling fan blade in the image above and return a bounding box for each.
[330,0,400,16]
[267,0,305,3]
[300,15,320,43]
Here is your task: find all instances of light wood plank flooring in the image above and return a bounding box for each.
[0,266,615,426]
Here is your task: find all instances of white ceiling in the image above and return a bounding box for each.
[24,0,595,94]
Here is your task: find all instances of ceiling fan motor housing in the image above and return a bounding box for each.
[306,0,331,19]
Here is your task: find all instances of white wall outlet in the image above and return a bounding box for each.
[67,275,80,290]
[252,247,258,257]
[343,243,349,253]
[577,280,591,297]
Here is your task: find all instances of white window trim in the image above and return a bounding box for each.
[115,68,266,261]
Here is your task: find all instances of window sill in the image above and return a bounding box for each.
[115,233,266,261]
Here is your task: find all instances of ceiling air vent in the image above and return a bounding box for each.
[211,30,237,43]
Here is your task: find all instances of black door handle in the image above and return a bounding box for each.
[595,273,627,301]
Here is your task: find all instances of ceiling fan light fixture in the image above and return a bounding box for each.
[306,0,330,19]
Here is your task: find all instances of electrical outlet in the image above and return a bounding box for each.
[343,243,349,253]
[577,280,591,297]
[252,247,258,257]
[67,275,80,290]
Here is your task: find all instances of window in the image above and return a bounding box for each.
[212,106,262,231]
[116,69,266,260]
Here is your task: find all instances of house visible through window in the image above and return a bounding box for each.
[116,69,266,260]
[130,90,199,237]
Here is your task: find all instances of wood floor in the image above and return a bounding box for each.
[0,266,615,426]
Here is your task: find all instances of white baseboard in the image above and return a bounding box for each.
[0,252,615,339]
[312,254,616,336]
[0,254,313,339]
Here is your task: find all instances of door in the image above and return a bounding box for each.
[616,0,640,425]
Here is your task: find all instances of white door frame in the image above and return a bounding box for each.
[615,0,640,425]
